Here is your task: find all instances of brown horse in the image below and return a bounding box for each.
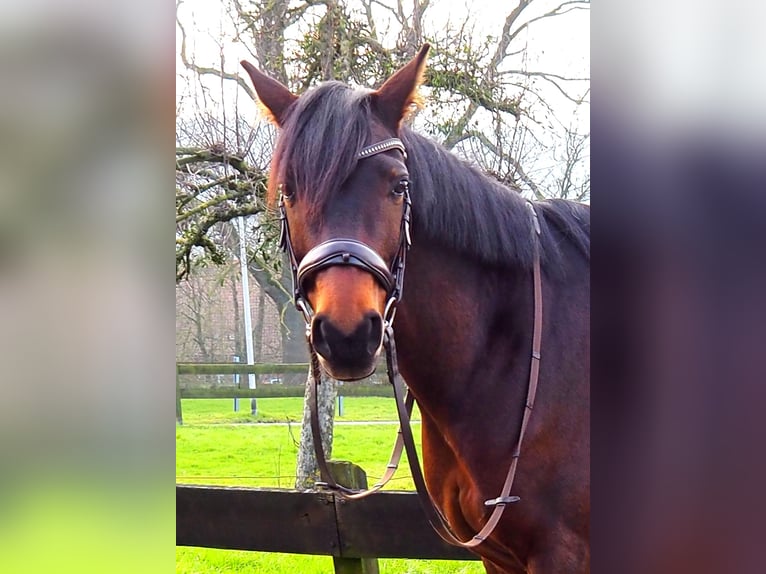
[241,45,590,573]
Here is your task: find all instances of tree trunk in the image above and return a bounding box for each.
[247,256,310,368]
[295,366,337,489]
[282,306,309,363]
[276,262,310,382]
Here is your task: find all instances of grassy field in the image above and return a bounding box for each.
[177,397,483,573]
[180,396,421,425]
[176,549,482,574]
[176,420,418,489]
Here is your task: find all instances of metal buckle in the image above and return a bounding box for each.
[296,297,314,334]
[526,201,541,236]
[383,296,398,327]
[484,496,521,506]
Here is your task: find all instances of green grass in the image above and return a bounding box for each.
[176,421,417,489]
[176,548,330,573]
[177,397,483,573]
[176,548,482,574]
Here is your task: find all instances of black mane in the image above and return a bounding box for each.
[273,81,589,273]
[402,128,590,273]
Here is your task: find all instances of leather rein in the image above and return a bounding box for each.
[278,137,543,549]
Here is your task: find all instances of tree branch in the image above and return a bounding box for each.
[506,1,590,46]
[176,146,252,175]
[442,1,533,146]
[176,186,257,223]
[177,4,256,101]
[451,129,544,199]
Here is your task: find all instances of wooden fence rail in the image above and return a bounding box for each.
[176,486,478,563]
[178,385,393,399]
[177,362,310,375]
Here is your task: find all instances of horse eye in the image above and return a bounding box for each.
[278,183,294,201]
[393,179,410,197]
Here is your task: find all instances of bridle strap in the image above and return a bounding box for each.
[300,136,413,498]
[286,130,544,550]
[308,347,415,498]
[387,231,542,550]
[358,138,406,160]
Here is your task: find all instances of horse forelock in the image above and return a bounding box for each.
[270,82,375,220]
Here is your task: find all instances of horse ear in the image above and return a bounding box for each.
[373,44,430,129]
[240,60,297,127]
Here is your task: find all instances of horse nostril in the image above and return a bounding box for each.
[310,315,333,360]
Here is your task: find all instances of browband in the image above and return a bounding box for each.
[358,138,407,160]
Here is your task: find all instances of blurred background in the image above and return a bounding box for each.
[592,2,766,573]
[0,1,174,573]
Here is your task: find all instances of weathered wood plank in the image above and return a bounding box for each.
[176,375,183,425]
[328,462,380,574]
[176,485,339,555]
[176,485,479,561]
[180,386,305,398]
[177,362,309,375]
[335,491,479,560]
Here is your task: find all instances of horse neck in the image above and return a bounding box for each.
[393,238,535,454]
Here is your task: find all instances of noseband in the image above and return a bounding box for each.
[278,137,411,332]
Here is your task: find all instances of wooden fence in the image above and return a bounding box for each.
[177,462,480,573]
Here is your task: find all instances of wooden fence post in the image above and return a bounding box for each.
[328,461,380,574]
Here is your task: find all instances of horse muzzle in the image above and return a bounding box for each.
[310,310,384,381]
[293,238,393,381]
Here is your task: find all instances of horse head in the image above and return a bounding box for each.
[241,45,429,381]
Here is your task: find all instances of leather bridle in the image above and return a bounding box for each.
[279,137,411,332]
[278,136,544,551]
